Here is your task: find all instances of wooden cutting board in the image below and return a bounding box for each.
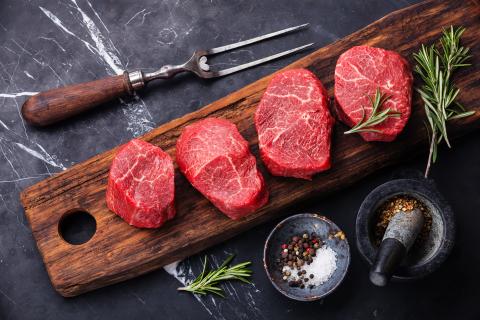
[21,0,480,297]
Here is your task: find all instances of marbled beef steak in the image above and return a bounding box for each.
[255,68,334,180]
[334,45,413,141]
[106,139,175,228]
[176,118,268,219]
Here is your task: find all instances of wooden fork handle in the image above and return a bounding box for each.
[21,72,134,126]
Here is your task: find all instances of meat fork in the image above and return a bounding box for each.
[22,24,313,126]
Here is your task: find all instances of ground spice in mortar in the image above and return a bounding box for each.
[374,195,432,247]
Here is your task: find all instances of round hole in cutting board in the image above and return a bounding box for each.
[58,211,96,245]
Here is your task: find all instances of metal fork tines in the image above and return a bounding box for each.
[131,24,313,88]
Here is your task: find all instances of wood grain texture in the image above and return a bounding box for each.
[21,73,133,126]
[20,0,480,297]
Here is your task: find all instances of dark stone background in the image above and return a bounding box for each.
[1,0,479,319]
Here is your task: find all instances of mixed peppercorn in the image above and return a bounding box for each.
[276,231,323,289]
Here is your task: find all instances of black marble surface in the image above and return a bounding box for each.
[1,0,479,319]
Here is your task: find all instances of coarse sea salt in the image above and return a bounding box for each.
[283,245,337,286]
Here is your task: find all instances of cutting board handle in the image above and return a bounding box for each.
[21,72,134,126]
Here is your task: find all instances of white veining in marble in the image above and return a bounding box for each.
[40,2,154,136]
[86,0,110,33]
[15,142,66,170]
[23,71,35,80]
[0,119,9,130]
[163,261,185,284]
[0,173,50,184]
[71,0,123,74]
[38,36,67,52]
[0,91,38,98]
[157,28,178,46]
[125,9,152,26]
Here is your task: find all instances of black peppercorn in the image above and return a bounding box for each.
[278,232,325,290]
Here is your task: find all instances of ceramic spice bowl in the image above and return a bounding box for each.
[263,213,350,301]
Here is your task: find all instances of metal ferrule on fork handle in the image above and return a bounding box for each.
[127,70,146,91]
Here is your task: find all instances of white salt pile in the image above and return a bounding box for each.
[302,246,337,285]
[283,245,337,287]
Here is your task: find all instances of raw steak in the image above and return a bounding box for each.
[106,139,175,228]
[255,68,334,180]
[334,45,413,141]
[176,118,268,219]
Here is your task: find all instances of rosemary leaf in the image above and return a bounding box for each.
[177,255,252,297]
[449,110,475,120]
[413,26,474,178]
[344,88,401,135]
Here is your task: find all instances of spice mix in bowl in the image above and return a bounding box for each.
[263,213,350,301]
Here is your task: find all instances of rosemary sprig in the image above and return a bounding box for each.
[344,88,401,134]
[413,26,474,177]
[177,255,252,297]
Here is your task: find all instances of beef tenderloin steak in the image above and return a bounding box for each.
[255,68,334,180]
[106,139,175,228]
[334,45,413,141]
[176,118,268,219]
